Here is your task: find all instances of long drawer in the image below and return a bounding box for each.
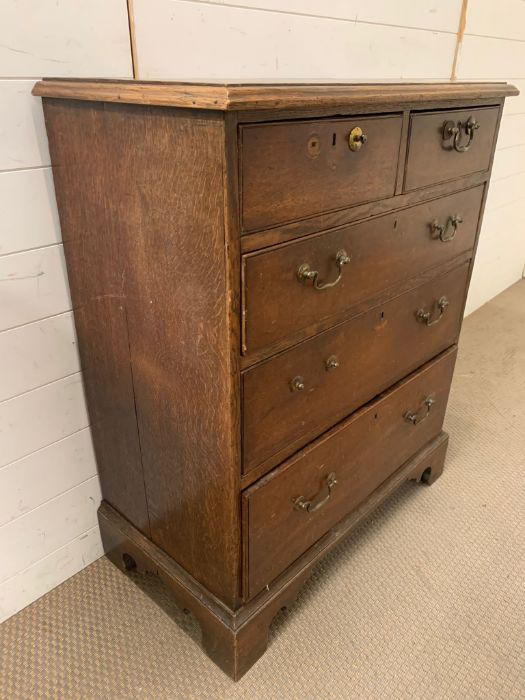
[242,262,469,475]
[242,185,484,356]
[240,114,402,231]
[243,346,457,598]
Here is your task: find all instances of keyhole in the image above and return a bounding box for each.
[307,134,321,158]
[332,133,337,146]
[393,219,398,229]
[380,310,385,320]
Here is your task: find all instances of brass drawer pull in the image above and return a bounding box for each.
[431,214,463,242]
[404,396,435,425]
[290,376,305,392]
[348,126,368,151]
[416,297,449,326]
[442,116,480,152]
[297,249,351,290]
[325,355,339,370]
[293,472,338,513]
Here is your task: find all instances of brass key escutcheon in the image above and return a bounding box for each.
[348,126,368,151]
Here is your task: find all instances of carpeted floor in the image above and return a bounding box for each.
[1,281,524,700]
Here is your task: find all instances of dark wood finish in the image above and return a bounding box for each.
[100,429,448,679]
[244,347,456,597]
[240,115,402,231]
[33,79,518,111]
[395,110,411,195]
[243,263,468,474]
[43,99,241,607]
[243,185,484,355]
[37,81,515,680]
[405,106,500,191]
[240,171,488,254]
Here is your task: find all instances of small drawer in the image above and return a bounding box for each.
[242,185,483,356]
[242,262,469,475]
[240,115,402,232]
[243,347,457,598]
[405,106,499,191]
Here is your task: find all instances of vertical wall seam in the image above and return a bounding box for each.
[451,0,469,80]
[126,0,139,79]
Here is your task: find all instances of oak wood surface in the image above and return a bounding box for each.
[405,106,500,191]
[33,79,518,111]
[37,80,514,680]
[239,171,489,254]
[42,99,151,537]
[242,262,469,475]
[244,347,457,597]
[43,99,241,607]
[100,429,448,678]
[240,115,402,231]
[243,185,484,356]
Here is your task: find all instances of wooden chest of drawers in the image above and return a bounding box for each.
[33,79,517,679]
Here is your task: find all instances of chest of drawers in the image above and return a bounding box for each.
[33,79,517,679]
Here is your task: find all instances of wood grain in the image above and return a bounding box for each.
[244,347,457,597]
[242,262,469,475]
[240,115,402,231]
[240,171,490,253]
[37,81,515,679]
[43,99,241,606]
[242,186,484,356]
[405,106,500,191]
[99,430,449,678]
[33,80,519,111]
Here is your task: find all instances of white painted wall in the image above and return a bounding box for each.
[0,0,132,622]
[454,8,525,312]
[0,0,523,622]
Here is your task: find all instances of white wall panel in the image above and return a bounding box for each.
[502,80,525,114]
[0,526,102,623]
[0,0,127,623]
[133,0,457,80]
[491,144,525,180]
[0,313,79,402]
[0,477,101,584]
[496,113,525,150]
[0,245,71,331]
[485,171,525,213]
[0,81,50,170]
[465,0,525,41]
[0,168,61,256]
[0,429,96,527]
[466,200,525,314]
[456,35,525,80]
[0,0,132,78]
[190,0,463,33]
[0,373,89,468]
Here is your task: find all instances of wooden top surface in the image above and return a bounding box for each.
[33,79,519,111]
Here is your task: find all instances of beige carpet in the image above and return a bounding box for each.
[1,281,524,700]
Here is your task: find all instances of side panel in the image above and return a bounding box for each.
[43,100,241,606]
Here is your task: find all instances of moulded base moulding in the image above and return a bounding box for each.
[98,430,448,680]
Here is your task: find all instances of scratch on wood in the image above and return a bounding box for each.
[451,0,468,81]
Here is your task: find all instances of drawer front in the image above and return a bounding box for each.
[240,115,402,232]
[405,106,499,191]
[243,185,483,356]
[244,347,457,597]
[243,262,469,475]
